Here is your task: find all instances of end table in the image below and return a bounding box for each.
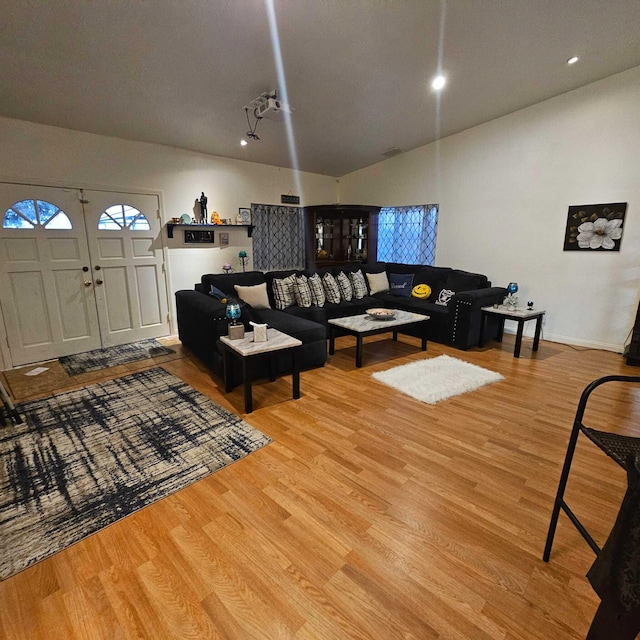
[480,306,546,358]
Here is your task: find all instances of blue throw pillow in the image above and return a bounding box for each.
[389,273,414,297]
[209,285,228,302]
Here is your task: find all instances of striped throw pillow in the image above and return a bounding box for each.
[336,271,353,301]
[293,275,313,308]
[308,273,326,307]
[349,270,368,299]
[322,272,341,304]
[272,274,296,309]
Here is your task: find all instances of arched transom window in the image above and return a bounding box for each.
[2,199,73,229]
[98,204,150,230]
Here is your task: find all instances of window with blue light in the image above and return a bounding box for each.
[2,199,72,229]
[377,204,438,265]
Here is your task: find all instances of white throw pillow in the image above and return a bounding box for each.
[366,271,390,295]
[234,283,271,309]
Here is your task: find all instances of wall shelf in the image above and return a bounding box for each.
[167,223,254,239]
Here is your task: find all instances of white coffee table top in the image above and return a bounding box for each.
[481,305,545,318]
[328,309,429,333]
[220,328,301,356]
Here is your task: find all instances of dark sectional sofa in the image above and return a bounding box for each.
[175,263,507,385]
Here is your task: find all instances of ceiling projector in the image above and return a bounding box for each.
[255,97,292,120]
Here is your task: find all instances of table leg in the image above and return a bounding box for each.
[291,349,300,399]
[329,326,335,355]
[497,318,505,343]
[392,330,398,341]
[0,380,22,424]
[480,312,488,347]
[421,322,428,351]
[242,358,253,413]
[533,315,543,351]
[514,320,525,358]
[356,335,363,368]
[223,345,233,393]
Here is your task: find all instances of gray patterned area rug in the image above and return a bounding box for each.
[58,339,175,376]
[0,367,271,579]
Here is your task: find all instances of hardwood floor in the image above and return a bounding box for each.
[1,333,639,639]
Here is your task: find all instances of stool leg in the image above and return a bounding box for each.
[543,421,582,561]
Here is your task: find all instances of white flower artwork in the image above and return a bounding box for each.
[576,218,623,250]
[563,203,627,252]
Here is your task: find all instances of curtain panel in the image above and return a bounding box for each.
[377,205,438,265]
[251,204,305,271]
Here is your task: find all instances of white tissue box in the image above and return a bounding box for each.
[252,323,268,342]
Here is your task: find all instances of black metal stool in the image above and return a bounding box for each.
[543,375,640,561]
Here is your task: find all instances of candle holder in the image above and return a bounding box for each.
[238,250,249,272]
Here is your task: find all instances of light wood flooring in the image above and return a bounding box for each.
[1,332,640,639]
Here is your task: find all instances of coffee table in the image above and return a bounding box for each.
[480,305,546,358]
[328,309,430,367]
[220,328,302,413]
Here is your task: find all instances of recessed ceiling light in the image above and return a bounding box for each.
[567,56,579,65]
[431,75,446,91]
[240,139,248,146]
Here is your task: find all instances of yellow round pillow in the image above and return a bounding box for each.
[412,284,431,299]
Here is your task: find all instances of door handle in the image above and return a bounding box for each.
[95,279,103,285]
[83,281,92,287]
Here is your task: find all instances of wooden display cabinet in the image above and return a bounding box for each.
[304,204,380,269]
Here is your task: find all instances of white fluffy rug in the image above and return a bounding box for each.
[372,354,504,405]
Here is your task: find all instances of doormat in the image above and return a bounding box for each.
[372,354,504,405]
[0,367,271,579]
[58,339,175,376]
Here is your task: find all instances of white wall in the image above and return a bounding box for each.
[340,66,640,352]
[0,116,337,369]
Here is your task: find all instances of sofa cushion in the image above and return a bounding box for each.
[349,270,368,299]
[258,309,326,344]
[234,283,271,309]
[272,274,297,310]
[201,271,265,296]
[445,269,488,291]
[366,270,390,295]
[293,275,313,308]
[323,272,341,304]
[389,273,414,297]
[413,266,452,291]
[336,271,353,301]
[308,273,326,307]
[434,287,456,307]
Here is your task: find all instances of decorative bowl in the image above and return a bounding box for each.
[366,308,395,320]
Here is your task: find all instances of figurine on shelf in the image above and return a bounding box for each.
[199,192,208,224]
[211,211,222,225]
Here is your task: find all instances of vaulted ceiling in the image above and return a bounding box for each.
[2,0,640,177]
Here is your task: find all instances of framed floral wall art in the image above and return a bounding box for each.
[562,202,627,251]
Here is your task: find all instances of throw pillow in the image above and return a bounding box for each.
[322,272,341,304]
[411,284,432,299]
[389,273,414,297]
[272,274,297,309]
[234,283,271,309]
[349,270,368,299]
[308,273,326,307]
[434,288,455,307]
[209,285,229,303]
[293,275,313,308]
[336,271,353,301]
[366,271,390,295]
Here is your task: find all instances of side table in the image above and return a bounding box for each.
[480,306,546,358]
[220,328,302,413]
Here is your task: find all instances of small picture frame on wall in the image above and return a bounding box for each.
[219,232,229,246]
[237,208,251,224]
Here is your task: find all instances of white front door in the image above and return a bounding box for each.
[0,184,102,365]
[82,190,169,347]
[0,184,170,366]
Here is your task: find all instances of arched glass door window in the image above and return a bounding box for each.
[2,199,73,229]
[98,204,150,230]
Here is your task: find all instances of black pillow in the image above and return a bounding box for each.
[389,273,414,297]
